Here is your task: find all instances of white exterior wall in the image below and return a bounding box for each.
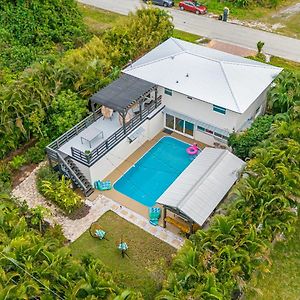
[235,88,268,131]
[84,111,164,183]
[161,88,239,133]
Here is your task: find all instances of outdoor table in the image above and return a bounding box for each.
[80,127,104,148]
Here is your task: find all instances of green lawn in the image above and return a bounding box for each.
[246,217,300,300]
[78,4,126,35]
[70,211,176,299]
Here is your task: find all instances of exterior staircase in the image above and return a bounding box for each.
[47,150,94,197]
[64,157,93,196]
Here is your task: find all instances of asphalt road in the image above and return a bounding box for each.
[79,0,300,62]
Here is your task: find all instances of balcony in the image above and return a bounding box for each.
[47,73,164,168]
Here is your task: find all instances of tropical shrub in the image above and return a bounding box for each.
[8,155,27,170]
[158,105,300,299]
[47,90,89,138]
[0,198,141,299]
[36,166,59,192]
[228,115,274,160]
[268,70,300,114]
[0,163,12,192]
[37,167,83,214]
[24,139,48,164]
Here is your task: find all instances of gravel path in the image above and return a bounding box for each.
[12,163,184,248]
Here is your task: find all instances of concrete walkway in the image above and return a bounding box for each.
[12,163,184,249]
[78,0,300,62]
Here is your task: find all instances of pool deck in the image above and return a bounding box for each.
[88,130,206,235]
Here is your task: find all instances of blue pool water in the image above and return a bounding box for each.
[114,136,197,207]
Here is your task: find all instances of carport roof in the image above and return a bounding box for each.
[90,73,156,112]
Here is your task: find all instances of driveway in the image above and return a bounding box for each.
[79,0,300,62]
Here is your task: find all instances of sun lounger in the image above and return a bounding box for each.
[149,207,161,226]
[94,180,112,191]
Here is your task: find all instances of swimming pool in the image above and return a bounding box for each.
[114,136,198,207]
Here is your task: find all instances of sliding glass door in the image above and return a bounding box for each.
[165,113,194,137]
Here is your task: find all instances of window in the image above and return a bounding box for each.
[214,132,223,138]
[164,88,173,96]
[213,105,226,115]
[187,96,193,100]
[205,129,213,134]
[165,114,174,129]
[197,126,205,132]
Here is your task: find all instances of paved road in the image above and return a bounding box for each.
[79,0,300,62]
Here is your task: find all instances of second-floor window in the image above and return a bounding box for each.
[164,88,173,96]
[213,105,226,115]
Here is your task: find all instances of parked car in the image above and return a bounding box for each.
[143,0,174,7]
[178,1,207,14]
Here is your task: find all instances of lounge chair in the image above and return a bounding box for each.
[149,207,161,226]
[94,180,112,191]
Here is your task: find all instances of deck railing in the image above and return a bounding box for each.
[47,108,103,151]
[71,97,163,166]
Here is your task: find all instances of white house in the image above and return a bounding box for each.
[123,38,282,145]
[46,38,282,196]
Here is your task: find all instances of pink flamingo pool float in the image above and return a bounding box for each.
[186,144,199,155]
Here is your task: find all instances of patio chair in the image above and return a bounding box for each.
[149,207,161,226]
[89,222,108,240]
[94,180,112,191]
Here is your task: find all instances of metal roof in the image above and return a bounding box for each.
[156,148,245,226]
[123,38,282,114]
[90,73,156,112]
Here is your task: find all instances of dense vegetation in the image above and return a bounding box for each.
[0,197,142,299]
[228,115,274,160]
[0,0,87,72]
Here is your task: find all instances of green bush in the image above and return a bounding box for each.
[24,139,48,164]
[228,115,274,160]
[36,166,59,192]
[47,90,88,139]
[9,155,27,170]
[268,70,300,114]
[37,166,83,214]
[40,176,83,214]
[0,163,12,192]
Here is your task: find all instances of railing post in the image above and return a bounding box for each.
[155,87,158,108]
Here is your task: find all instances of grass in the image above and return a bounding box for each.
[173,29,202,43]
[246,217,300,300]
[78,3,126,35]
[248,54,300,72]
[70,211,176,299]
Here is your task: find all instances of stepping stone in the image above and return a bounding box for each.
[138,220,147,227]
[120,210,128,216]
[159,232,168,240]
[149,227,157,234]
[171,239,181,247]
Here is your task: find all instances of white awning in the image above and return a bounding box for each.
[157,148,245,226]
